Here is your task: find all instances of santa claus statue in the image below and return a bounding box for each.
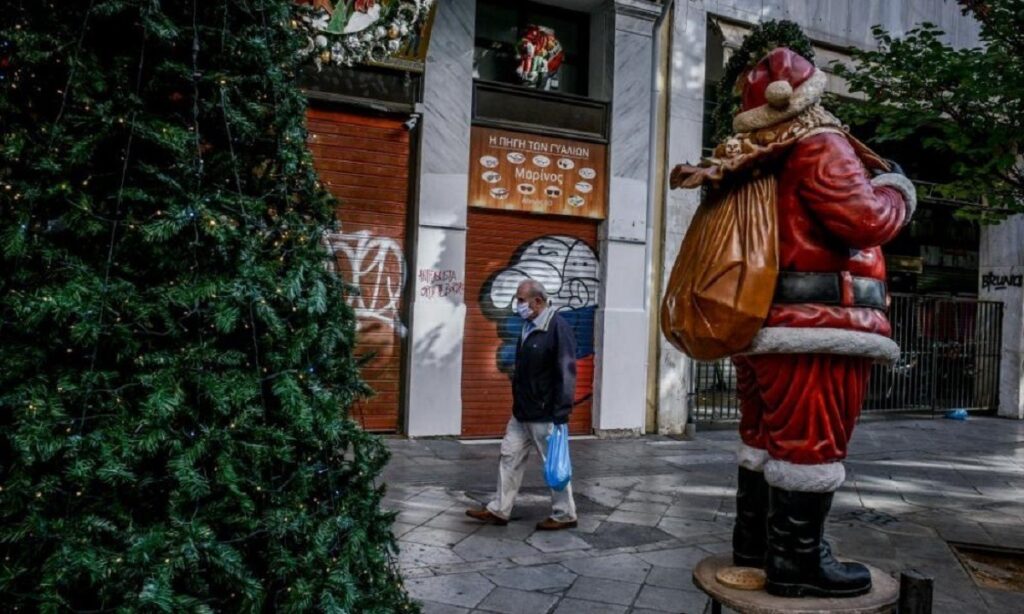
[664,46,916,598]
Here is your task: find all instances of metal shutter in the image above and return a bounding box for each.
[307,108,410,432]
[463,208,600,437]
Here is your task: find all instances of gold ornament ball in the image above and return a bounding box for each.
[320,50,332,63]
[388,24,400,39]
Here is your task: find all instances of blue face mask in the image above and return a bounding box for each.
[515,300,532,319]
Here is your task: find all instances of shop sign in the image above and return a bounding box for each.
[468,126,607,220]
[885,255,923,274]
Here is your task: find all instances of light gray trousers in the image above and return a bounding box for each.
[486,417,577,522]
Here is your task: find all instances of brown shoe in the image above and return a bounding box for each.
[535,517,578,531]
[465,508,508,526]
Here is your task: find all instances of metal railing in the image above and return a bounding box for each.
[688,293,1003,424]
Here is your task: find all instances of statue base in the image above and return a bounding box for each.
[693,554,898,614]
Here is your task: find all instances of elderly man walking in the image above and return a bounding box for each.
[466,279,579,530]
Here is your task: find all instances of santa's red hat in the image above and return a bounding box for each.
[732,47,827,133]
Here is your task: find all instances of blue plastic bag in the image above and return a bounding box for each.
[945,408,968,420]
[544,424,572,491]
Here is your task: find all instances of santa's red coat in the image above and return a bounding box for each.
[755,131,909,353]
[738,131,913,481]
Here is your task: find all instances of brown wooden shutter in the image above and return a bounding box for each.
[463,208,600,438]
[307,108,410,432]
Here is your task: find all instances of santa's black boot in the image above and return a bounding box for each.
[732,467,768,567]
[765,487,872,598]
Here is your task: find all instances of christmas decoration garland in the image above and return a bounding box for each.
[711,20,815,143]
[293,0,434,69]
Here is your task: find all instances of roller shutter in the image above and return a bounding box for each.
[307,108,410,432]
[463,208,600,437]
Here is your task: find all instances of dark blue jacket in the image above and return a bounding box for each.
[512,309,577,424]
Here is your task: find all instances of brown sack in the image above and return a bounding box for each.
[660,174,778,360]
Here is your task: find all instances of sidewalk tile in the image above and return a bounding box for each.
[562,553,652,584]
[406,572,494,609]
[636,547,708,570]
[403,527,472,548]
[644,565,692,591]
[565,576,641,606]
[618,501,670,515]
[482,564,578,591]
[551,598,626,614]
[634,585,707,613]
[476,587,558,614]
[527,530,593,553]
[419,601,469,614]
[453,535,542,562]
[584,521,674,550]
[608,510,663,527]
[399,542,465,568]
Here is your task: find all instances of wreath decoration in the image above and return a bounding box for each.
[515,25,564,87]
[293,0,434,69]
[710,20,815,143]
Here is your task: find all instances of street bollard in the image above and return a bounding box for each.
[898,569,933,613]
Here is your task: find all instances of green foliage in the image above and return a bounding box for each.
[711,19,815,143]
[832,0,1024,220]
[0,1,417,611]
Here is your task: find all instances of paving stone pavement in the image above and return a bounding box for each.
[381,417,1024,613]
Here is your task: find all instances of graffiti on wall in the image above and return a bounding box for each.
[480,235,600,404]
[323,229,406,334]
[418,269,465,300]
[981,271,1023,291]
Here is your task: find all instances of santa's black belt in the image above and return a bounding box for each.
[773,272,887,309]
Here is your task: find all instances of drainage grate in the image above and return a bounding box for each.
[949,542,1024,593]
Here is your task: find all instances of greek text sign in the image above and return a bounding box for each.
[468,126,607,220]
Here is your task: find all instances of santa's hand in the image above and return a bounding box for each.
[872,158,905,177]
[670,164,702,188]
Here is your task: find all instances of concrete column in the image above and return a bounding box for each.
[590,1,661,436]
[405,0,474,436]
[657,1,708,434]
[979,215,1024,420]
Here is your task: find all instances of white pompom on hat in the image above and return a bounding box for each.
[764,80,794,109]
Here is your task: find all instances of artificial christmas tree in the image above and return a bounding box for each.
[0,2,416,611]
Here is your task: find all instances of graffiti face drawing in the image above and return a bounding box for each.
[487,236,599,313]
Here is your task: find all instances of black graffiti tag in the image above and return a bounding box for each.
[418,269,464,299]
[981,271,1024,291]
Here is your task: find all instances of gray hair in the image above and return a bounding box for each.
[518,279,548,302]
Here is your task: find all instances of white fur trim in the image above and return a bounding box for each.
[744,327,900,364]
[738,443,769,471]
[765,459,845,492]
[733,69,828,132]
[871,173,917,223]
[765,80,793,108]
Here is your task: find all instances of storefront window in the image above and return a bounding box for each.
[474,0,590,97]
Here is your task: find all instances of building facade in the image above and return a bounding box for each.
[301,0,1023,438]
